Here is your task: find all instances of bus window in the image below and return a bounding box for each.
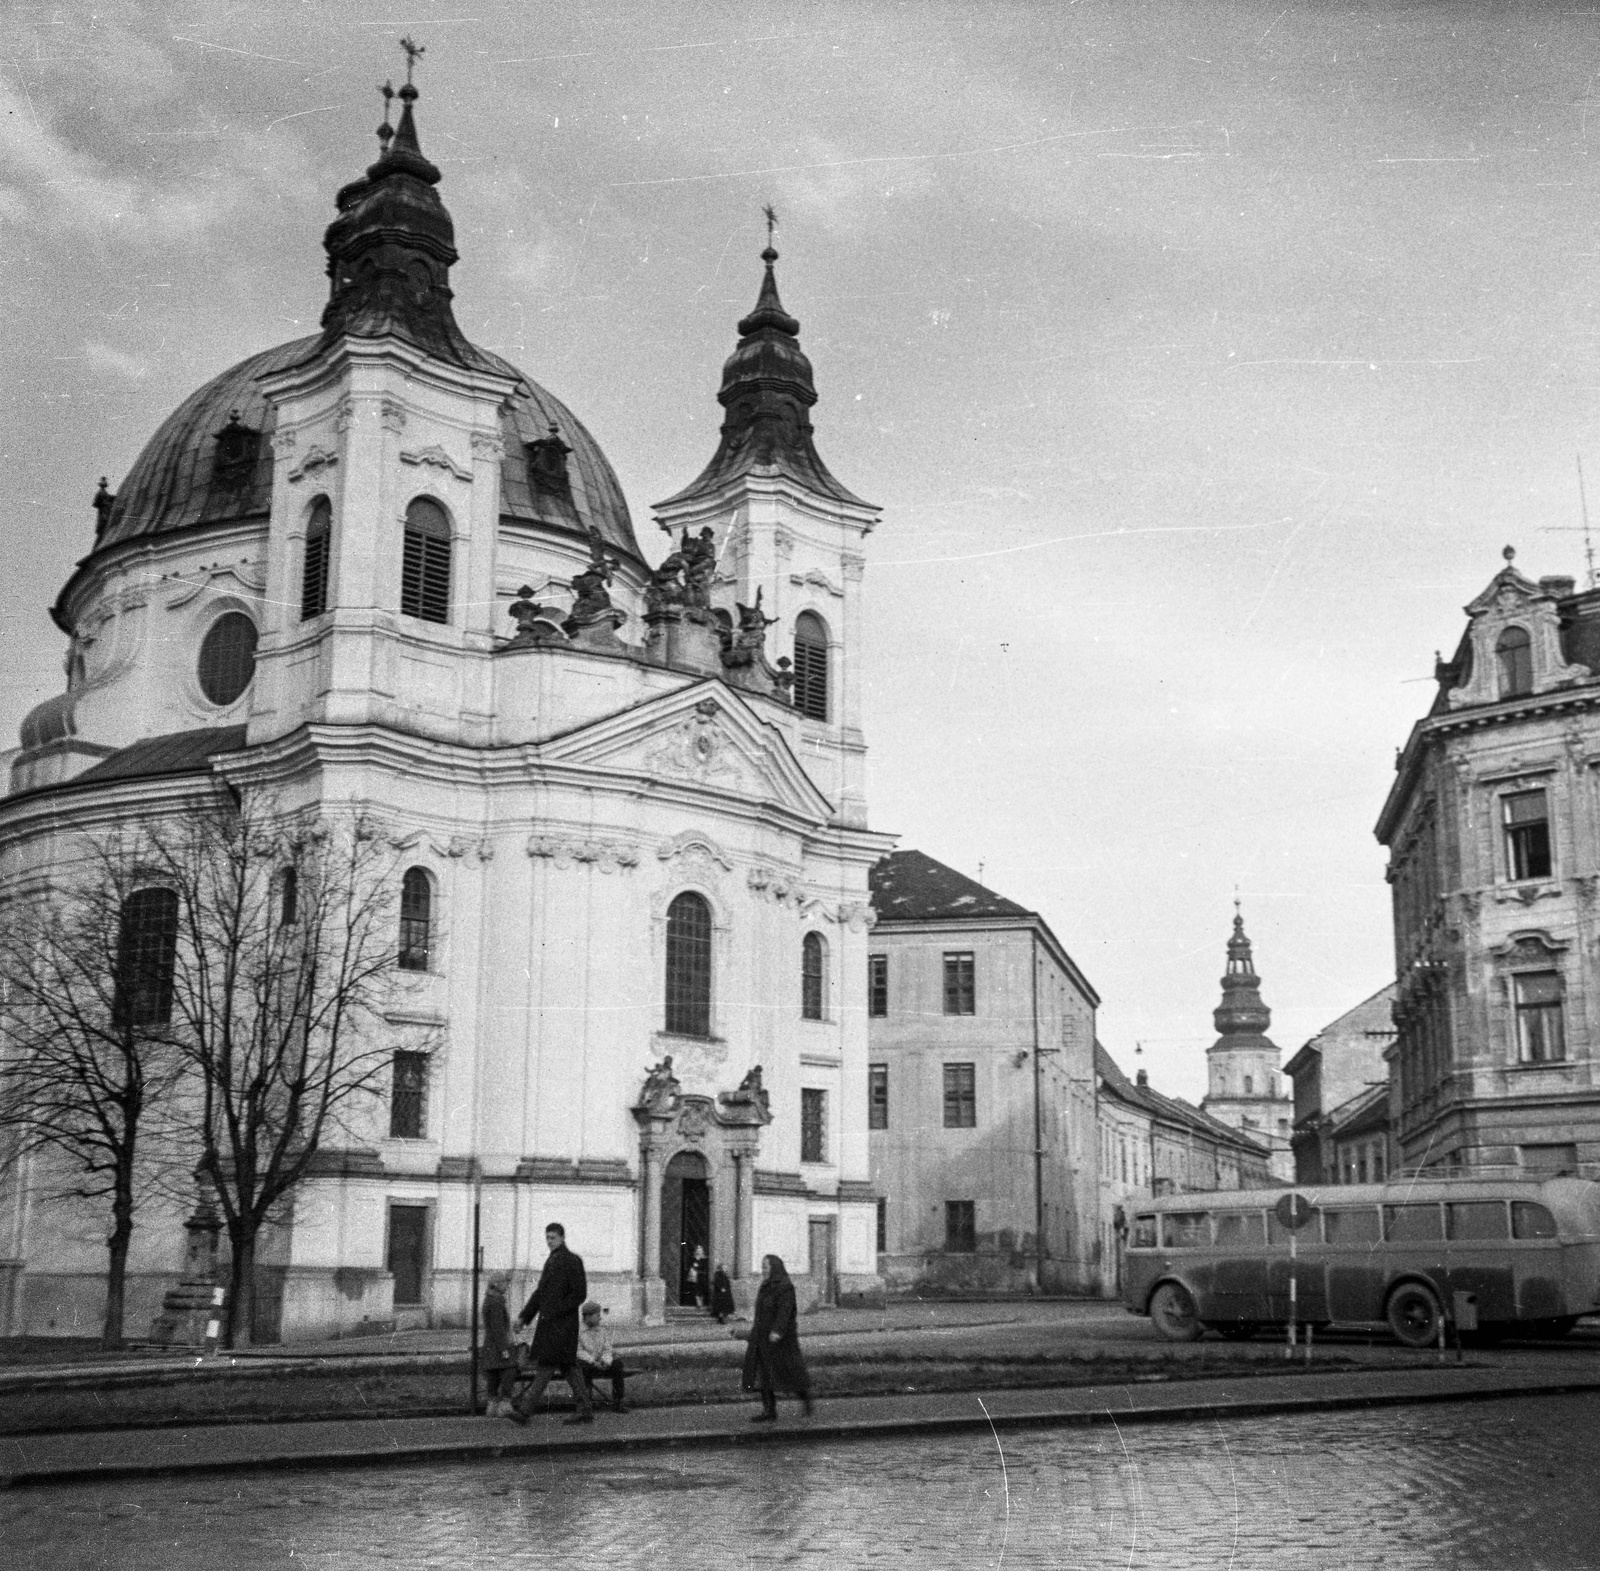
[1446,1202,1509,1242]
[1323,1207,1380,1246]
[1214,1211,1266,1247]
[1132,1215,1157,1249]
[1512,1201,1559,1240]
[1269,1206,1321,1246]
[1162,1212,1211,1249]
[1384,1204,1443,1242]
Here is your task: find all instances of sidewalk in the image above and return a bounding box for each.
[6,1361,1600,1488]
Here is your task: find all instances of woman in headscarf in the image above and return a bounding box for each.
[740,1254,812,1421]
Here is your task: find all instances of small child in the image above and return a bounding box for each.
[577,1300,628,1412]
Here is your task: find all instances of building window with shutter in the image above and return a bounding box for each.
[867,953,887,1017]
[792,611,829,720]
[390,1051,428,1139]
[665,892,713,1037]
[116,887,179,1027]
[1497,626,1533,697]
[301,496,332,620]
[943,951,975,1015]
[945,1200,976,1253]
[401,497,452,623]
[1503,791,1553,881]
[801,1088,827,1163]
[398,868,432,972]
[801,931,826,1020]
[1515,972,1566,1063]
[869,1064,888,1130]
[943,1062,976,1128]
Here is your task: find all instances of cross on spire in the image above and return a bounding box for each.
[400,35,425,84]
[763,203,778,249]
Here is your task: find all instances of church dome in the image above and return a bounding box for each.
[83,336,642,571]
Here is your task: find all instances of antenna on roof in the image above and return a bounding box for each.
[977,860,985,887]
[1537,455,1598,588]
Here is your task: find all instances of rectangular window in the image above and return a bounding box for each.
[942,1062,976,1128]
[1131,1214,1157,1249]
[945,1200,976,1253]
[1162,1212,1212,1249]
[1504,791,1553,881]
[943,951,975,1015]
[867,954,888,1017]
[1446,1202,1509,1242]
[1213,1211,1266,1247]
[1514,972,1566,1063]
[1512,1200,1560,1238]
[876,1197,887,1254]
[800,1088,827,1164]
[389,1051,428,1139]
[1383,1204,1443,1243]
[1323,1207,1381,1246]
[868,1064,888,1130]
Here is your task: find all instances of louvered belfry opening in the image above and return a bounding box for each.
[401,497,452,623]
[301,497,332,620]
[665,891,712,1037]
[792,611,829,719]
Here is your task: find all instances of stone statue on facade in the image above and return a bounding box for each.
[507,585,569,644]
[638,1055,680,1112]
[721,587,776,670]
[719,1063,771,1124]
[564,527,627,643]
[679,527,718,611]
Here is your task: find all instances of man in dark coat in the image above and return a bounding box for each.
[509,1223,594,1424]
[741,1254,812,1421]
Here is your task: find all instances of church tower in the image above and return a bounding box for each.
[1200,906,1294,1181]
[652,230,879,828]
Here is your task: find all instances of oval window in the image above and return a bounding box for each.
[197,613,258,706]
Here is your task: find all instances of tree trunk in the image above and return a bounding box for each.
[102,1202,133,1349]
[227,1227,257,1350]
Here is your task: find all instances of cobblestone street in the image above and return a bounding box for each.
[4,1391,1595,1570]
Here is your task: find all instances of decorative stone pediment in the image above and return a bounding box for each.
[1489,928,1569,965]
[287,444,338,482]
[537,682,834,820]
[163,560,267,608]
[400,444,472,483]
[1448,557,1592,709]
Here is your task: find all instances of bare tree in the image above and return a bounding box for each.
[137,796,405,1347]
[0,840,188,1347]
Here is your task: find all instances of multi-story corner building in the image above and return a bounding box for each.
[1283,984,1395,1185]
[1095,1042,1273,1296]
[1198,908,1295,1180]
[1376,550,1600,1176]
[865,851,1100,1293]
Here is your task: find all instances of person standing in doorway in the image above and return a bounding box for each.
[509,1223,594,1426]
[740,1254,812,1422]
[709,1261,736,1323]
[481,1272,518,1418]
[690,1244,710,1307]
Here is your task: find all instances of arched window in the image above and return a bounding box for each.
[1497,626,1533,697]
[801,931,826,1020]
[278,867,299,928]
[1243,1073,1253,1095]
[197,613,258,706]
[116,887,179,1027]
[301,497,332,621]
[665,891,712,1037]
[401,498,452,623]
[792,612,829,721]
[398,868,433,971]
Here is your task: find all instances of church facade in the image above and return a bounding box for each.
[0,80,889,1340]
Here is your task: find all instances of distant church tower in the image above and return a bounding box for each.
[1200,906,1294,1182]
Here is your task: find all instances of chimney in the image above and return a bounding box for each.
[1540,575,1576,598]
[1136,1069,1149,1087]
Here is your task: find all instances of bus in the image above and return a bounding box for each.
[1123,1176,1600,1347]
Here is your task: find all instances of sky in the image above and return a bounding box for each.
[5,0,1600,1103]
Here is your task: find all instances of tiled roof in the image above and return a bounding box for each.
[71,726,249,786]
[1095,1041,1271,1157]
[868,849,1033,923]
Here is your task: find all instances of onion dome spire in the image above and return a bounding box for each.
[656,209,868,509]
[1213,901,1273,1039]
[317,40,491,369]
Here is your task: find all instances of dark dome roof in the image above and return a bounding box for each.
[90,336,642,567]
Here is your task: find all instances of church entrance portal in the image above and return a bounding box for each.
[661,1150,711,1306]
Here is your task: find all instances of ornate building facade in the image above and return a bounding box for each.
[0,80,889,1339]
[1198,908,1294,1181]
[1376,550,1600,1176]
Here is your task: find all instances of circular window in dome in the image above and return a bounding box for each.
[197,613,258,707]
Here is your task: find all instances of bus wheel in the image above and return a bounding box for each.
[1216,1323,1259,1341]
[1386,1282,1443,1349]
[1149,1283,1202,1342]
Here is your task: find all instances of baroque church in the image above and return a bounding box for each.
[0,75,888,1340]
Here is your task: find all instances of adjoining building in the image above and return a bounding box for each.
[865,851,1100,1294]
[1095,1042,1274,1296]
[0,78,890,1340]
[1283,984,1395,1185]
[1376,550,1600,1176]
[1198,908,1295,1181]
